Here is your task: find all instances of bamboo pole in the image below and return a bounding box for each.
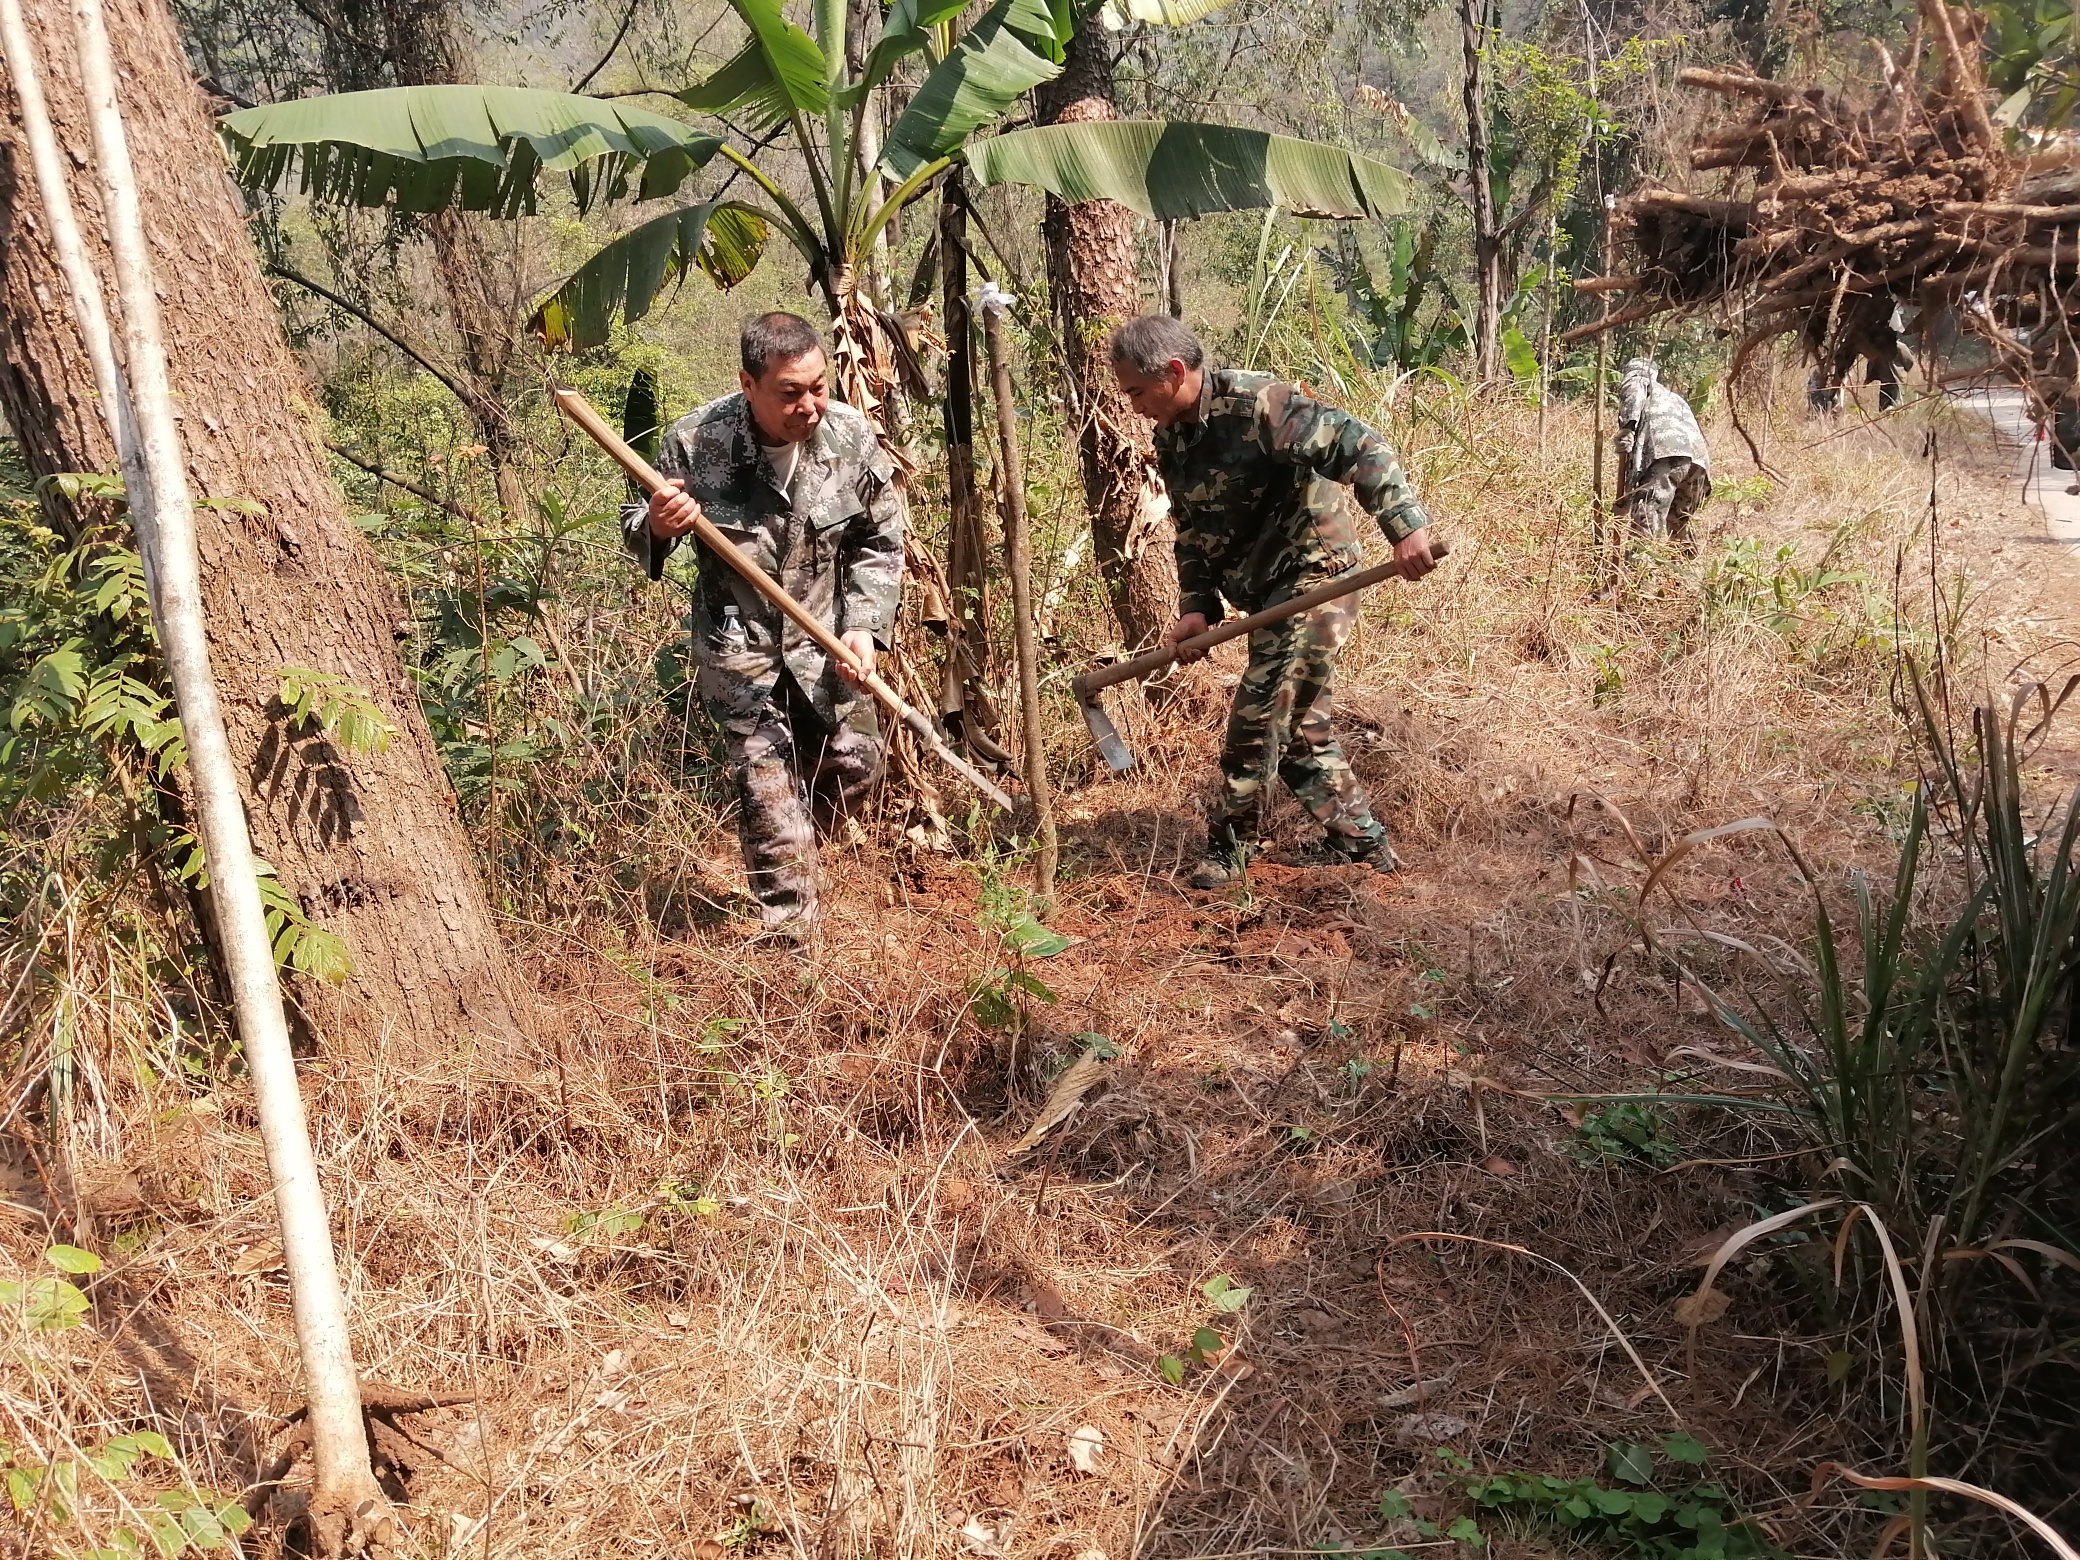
[66,2,391,1553]
[979,284,1057,902]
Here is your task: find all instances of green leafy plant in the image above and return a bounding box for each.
[656,1177,723,1218]
[1567,1102,1683,1169]
[1366,1438,1779,1560]
[276,666,398,754]
[0,489,348,997]
[968,845,1071,1032]
[216,0,1407,447]
[1696,534,1914,668]
[1675,674,2080,1524]
[1156,1275,1254,1385]
[0,1426,252,1558]
[1447,1434,1785,1560]
[0,1245,101,1333]
[1331,216,1466,376]
[165,832,351,985]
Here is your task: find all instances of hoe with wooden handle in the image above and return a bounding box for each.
[1072,539,1450,772]
[553,386,1015,812]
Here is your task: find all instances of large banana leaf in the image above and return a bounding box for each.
[676,0,829,129]
[854,0,975,96]
[965,121,1410,219]
[220,86,720,216]
[878,0,1066,180]
[531,202,770,350]
[1098,0,1238,26]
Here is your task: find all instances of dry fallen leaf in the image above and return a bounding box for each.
[692,1543,724,1560]
[1007,1050,1108,1154]
[1393,1412,1471,1444]
[1674,1285,1732,1327]
[231,1240,284,1276]
[1067,1424,1104,1474]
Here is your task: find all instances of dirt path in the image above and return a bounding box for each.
[1934,390,2080,780]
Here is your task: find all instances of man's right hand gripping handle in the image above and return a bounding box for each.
[648,479,704,539]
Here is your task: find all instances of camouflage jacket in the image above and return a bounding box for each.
[622,393,904,713]
[1153,368,1432,623]
[1615,361,1710,478]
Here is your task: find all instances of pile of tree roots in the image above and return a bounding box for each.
[1570,0,2080,429]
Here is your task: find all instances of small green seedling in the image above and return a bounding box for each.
[1567,1101,1682,1169]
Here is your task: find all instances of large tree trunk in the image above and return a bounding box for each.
[0,0,524,1062]
[1036,26,1176,655]
[377,0,532,520]
[1462,0,1502,383]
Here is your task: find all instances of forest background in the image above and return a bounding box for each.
[7,0,2080,1554]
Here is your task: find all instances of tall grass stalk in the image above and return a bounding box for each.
[1704,665,2080,1532]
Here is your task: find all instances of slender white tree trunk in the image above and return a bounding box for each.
[65,0,391,1550]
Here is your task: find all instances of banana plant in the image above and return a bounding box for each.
[218,0,1412,419]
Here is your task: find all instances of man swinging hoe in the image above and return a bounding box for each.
[1107,315,1441,890]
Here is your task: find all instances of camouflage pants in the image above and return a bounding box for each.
[1213,597,1385,849]
[706,671,884,929]
[1627,457,1712,546]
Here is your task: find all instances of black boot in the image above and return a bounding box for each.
[1187,823,1249,889]
[1271,834,1402,874]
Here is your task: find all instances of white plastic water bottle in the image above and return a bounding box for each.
[719,604,747,654]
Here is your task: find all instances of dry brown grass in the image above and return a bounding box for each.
[6,372,2077,1559]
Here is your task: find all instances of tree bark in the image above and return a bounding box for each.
[1462,0,1502,383]
[1036,25,1176,655]
[0,0,525,1063]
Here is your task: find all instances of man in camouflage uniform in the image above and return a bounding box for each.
[626,312,904,945]
[1615,357,1712,548]
[1108,314,1438,889]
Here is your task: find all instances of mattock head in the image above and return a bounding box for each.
[1072,675,1136,772]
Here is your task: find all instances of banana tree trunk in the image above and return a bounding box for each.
[827,264,958,833]
[1036,25,1177,656]
[0,0,525,1063]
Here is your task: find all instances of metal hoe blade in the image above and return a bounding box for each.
[1074,680,1135,772]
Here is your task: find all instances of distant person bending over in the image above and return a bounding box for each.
[1615,357,1712,549]
[1107,314,1438,890]
[624,312,904,948]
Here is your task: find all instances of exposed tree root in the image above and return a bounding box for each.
[246,1381,475,1555]
[1572,0,2080,422]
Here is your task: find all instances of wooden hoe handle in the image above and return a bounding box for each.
[1076,537,1452,696]
[553,386,1014,812]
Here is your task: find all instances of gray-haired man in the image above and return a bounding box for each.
[624,312,905,945]
[1108,313,1437,888]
